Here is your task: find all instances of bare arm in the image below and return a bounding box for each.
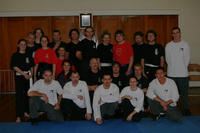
[160,56,164,67]
[126,56,133,75]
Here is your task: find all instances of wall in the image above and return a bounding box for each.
[0,0,200,63]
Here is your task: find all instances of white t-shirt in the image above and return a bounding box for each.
[146,78,179,106]
[93,83,120,120]
[28,79,63,106]
[63,80,92,114]
[120,87,144,112]
[165,40,190,77]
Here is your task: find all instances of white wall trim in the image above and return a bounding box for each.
[0,9,180,17]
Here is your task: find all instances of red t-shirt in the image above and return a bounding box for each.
[56,58,76,77]
[113,41,134,65]
[34,48,58,65]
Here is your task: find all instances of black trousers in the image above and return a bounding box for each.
[60,99,86,120]
[29,97,64,122]
[15,76,29,117]
[120,98,142,122]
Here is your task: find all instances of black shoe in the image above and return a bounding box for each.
[31,118,38,125]
[184,109,191,116]
[152,115,160,121]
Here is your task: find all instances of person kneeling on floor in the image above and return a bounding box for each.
[60,71,92,120]
[120,76,144,122]
[146,67,183,122]
[93,73,120,125]
[28,69,64,125]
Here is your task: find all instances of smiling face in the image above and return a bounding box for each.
[115,34,124,44]
[35,29,42,39]
[147,33,156,42]
[112,63,120,74]
[18,40,26,52]
[71,31,79,40]
[103,34,110,45]
[43,70,53,83]
[63,61,71,72]
[172,29,181,41]
[70,72,80,84]
[53,32,61,42]
[135,35,143,45]
[85,28,94,39]
[102,75,112,88]
[129,77,138,88]
[155,69,166,82]
[58,47,65,57]
[41,37,48,48]
[90,58,98,70]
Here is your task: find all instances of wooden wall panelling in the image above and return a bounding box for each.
[122,16,145,44]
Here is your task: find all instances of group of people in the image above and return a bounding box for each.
[10,26,191,125]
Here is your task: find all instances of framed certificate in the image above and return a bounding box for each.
[79,13,93,29]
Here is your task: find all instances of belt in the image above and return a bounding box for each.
[145,64,159,68]
[101,63,112,67]
[16,71,30,76]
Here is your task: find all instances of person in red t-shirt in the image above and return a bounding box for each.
[56,46,75,77]
[34,36,57,81]
[113,30,134,76]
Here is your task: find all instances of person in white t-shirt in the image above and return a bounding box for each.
[93,73,120,125]
[165,27,191,116]
[146,67,182,122]
[60,71,92,120]
[28,69,64,125]
[120,76,144,122]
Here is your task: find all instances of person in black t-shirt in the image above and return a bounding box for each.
[33,28,43,50]
[141,30,165,83]
[65,28,82,72]
[132,31,146,65]
[48,30,67,57]
[133,64,149,111]
[57,60,72,88]
[26,32,37,58]
[78,27,98,80]
[10,39,34,122]
[85,58,102,104]
[97,30,113,74]
[111,62,128,92]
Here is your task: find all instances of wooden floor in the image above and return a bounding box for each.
[0,94,200,122]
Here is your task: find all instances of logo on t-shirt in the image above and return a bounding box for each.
[45,54,49,59]
[26,57,29,63]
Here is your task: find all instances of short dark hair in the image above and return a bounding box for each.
[85,27,94,32]
[101,30,111,39]
[71,71,79,76]
[171,27,181,33]
[134,31,144,39]
[115,29,125,37]
[134,63,143,69]
[62,59,72,66]
[53,29,61,35]
[40,35,49,43]
[156,67,165,73]
[33,28,44,36]
[146,30,157,41]
[128,76,138,82]
[26,32,34,37]
[112,61,121,68]
[69,28,80,38]
[102,73,112,79]
[17,39,26,45]
[43,69,53,74]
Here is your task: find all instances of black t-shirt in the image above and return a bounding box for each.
[10,52,34,71]
[136,76,149,90]
[142,44,164,66]
[79,38,97,61]
[34,42,42,50]
[65,41,81,69]
[112,74,128,92]
[97,43,113,63]
[85,69,102,86]
[26,45,38,58]
[132,43,146,64]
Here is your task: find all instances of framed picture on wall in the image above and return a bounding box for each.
[79,13,93,29]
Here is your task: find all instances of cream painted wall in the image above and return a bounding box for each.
[0,0,200,63]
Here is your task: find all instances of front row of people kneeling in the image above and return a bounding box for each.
[28,67,182,125]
